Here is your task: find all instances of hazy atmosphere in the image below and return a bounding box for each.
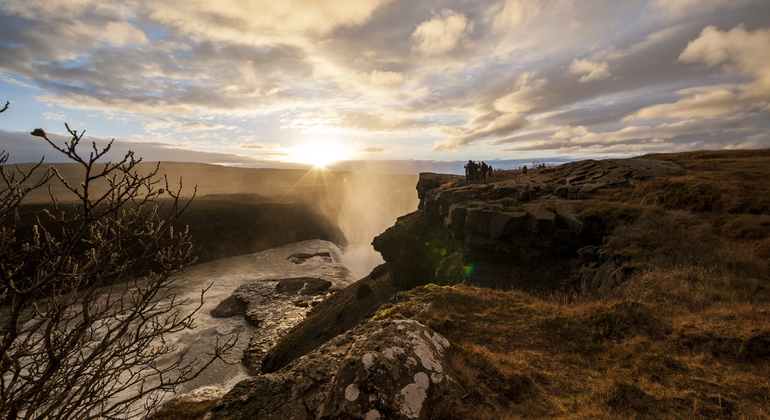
[2,0,769,171]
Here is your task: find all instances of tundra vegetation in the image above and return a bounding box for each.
[0,104,236,420]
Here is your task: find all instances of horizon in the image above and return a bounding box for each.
[1,1,769,168]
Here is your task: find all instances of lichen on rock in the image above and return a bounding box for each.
[209,319,461,420]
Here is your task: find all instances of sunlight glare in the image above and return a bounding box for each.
[289,139,349,168]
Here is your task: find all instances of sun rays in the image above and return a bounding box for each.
[286,139,351,169]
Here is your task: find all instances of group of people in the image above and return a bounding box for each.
[464,160,493,181]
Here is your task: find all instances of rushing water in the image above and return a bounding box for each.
[144,239,354,401]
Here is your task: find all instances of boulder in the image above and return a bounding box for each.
[210,320,461,420]
[210,295,248,319]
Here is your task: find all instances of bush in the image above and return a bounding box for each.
[0,113,236,420]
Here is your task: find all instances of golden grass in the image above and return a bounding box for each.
[387,150,770,418]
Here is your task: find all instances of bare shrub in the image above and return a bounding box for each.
[0,119,236,420]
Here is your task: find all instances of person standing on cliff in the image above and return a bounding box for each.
[487,164,493,179]
[480,161,488,180]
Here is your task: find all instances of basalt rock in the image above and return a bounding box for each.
[373,158,682,292]
[209,319,460,420]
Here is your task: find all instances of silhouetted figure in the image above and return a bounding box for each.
[522,165,528,174]
[487,165,493,179]
[480,161,488,180]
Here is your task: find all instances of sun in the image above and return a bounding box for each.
[288,140,349,168]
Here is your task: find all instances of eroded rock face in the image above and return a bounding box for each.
[209,320,461,420]
[374,158,682,291]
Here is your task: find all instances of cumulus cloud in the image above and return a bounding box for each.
[411,9,472,55]
[627,25,770,121]
[369,70,405,86]
[490,0,544,31]
[569,58,610,82]
[678,24,770,92]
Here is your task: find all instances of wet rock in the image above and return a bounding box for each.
[209,240,357,374]
[210,320,461,420]
[288,252,333,264]
[276,277,332,295]
[210,295,248,319]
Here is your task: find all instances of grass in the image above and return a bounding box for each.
[381,149,770,419]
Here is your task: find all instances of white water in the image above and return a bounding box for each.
[129,240,355,404]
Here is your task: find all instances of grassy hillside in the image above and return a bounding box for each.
[371,149,770,419]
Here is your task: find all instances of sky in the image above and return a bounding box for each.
[1,0,769,173]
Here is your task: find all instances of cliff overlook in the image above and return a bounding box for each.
[192,149,770,420]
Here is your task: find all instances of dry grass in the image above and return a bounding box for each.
[389,149,770,419]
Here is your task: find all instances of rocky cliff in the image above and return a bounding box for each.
[373,158,681,292]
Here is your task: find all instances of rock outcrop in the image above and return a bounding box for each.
[373,158,682,291]
[208,240,357,373]
[209,319,460,420]
[261,264,396,373]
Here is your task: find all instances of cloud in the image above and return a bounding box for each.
[147,0,393,42]
[490,0,544,31]
[2,0,769,162]
[678,24,770,92]
[626,25,770,121]
[369,70,405,86]
[431,71,548,151]
[569,58,610,82]
[623,85,751,120]
[102,21,148,47]
[500,117,754,153]
[360,146,385,152]
[648,0,760,20]
[411,9,472,55]
[42,112,65,120]
[143,117,238,132]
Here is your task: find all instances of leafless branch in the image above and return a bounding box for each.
[1,118,235,420]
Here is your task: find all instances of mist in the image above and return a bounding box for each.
[332,173,419,278]
[13,161,419,278]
